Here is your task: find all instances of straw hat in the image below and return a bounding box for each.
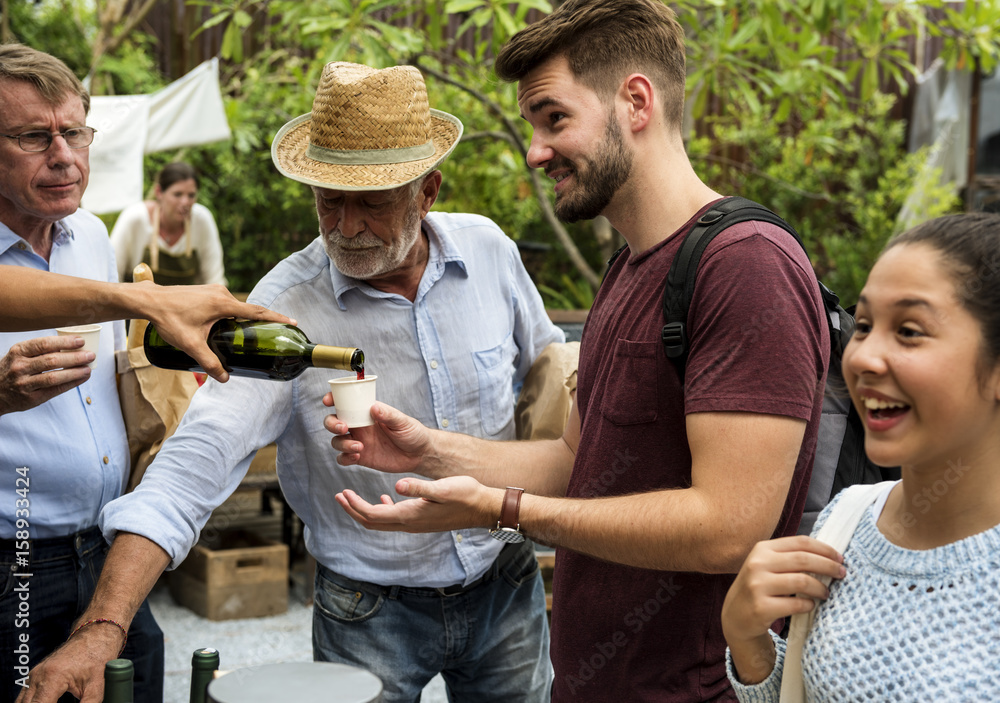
[271,62,463,191]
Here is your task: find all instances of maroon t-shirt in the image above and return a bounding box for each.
[550,203,829,702]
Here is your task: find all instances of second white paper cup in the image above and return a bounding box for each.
[56,324,101,369]
[328,375,378,428]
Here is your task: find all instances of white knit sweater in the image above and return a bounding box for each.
[727,485,1000,701]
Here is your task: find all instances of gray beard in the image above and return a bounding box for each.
[322,202,422,279]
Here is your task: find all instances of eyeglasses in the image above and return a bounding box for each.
[1,127,97,152]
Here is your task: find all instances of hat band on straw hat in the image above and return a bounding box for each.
[306,140,436,166]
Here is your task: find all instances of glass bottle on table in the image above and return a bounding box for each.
[102,658,133,703]
[190,647,220,703]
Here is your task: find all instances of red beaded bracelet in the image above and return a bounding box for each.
[70,618,127,657]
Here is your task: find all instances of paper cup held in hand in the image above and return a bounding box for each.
[56,324,101,369]
[328,375,377,428]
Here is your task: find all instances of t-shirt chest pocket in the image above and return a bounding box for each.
[600,339,661,425]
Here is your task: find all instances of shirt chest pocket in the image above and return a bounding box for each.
[600,339,660,425]
[473,334,517,436]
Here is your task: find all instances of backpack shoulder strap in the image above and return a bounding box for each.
[779,481,896,703]
[602,244,628,285]
[662,197,803,380]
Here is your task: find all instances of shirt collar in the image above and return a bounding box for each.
[0,216,75,258]
[328,215,469,310]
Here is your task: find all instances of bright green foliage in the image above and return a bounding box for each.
[189,1,256,63]
[689,92,960,304]
[537,275,596,311]
[7,1,93,78]
[675,0,974,305]
[928,0,1000,73]
[677,0,927,116]
[90,39,166,97]
[7,0,993,303]
[444,0,552,56]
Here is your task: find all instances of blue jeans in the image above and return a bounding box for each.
[312,542,552,703]
[0,526,164,703]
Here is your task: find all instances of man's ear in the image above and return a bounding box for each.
[419,170,442,216]
[622,73,654,132]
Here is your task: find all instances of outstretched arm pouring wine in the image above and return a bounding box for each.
[0,266,295,382]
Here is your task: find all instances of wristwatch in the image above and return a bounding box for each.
[489,487,525,543]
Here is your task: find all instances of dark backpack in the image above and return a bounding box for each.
[605,196,899,535]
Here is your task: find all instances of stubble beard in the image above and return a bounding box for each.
[554,114,634,223]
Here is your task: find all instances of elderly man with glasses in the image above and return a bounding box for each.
[0,43,165,702]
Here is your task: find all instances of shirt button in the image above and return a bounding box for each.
[430,360,438,370]
[17,242,27,250]
[456,534,463,543]
[441,419,449,428]
[103,456,109,465]
[86,397,92,405]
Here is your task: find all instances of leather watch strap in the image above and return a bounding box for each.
[498,486,524,530]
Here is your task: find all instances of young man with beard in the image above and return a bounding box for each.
[19,62,562,703]
[327,1,829,701]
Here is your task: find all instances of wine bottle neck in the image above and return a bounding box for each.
[311,345,361,371]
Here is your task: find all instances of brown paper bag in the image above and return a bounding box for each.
[515,341,581,441]
[116,346,199,491]
[116,263,200,491]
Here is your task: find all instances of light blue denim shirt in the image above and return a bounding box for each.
[0,210,128,539]
[102,211,564,587]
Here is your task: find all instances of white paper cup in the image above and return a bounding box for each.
[56,324,101,369]
[328,375,378,428]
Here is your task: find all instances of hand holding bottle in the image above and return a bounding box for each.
[129,282,297,384]
[144,320,362,382]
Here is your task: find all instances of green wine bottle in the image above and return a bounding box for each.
[190,647,220,703]
[102,659,133,703]
[143,320,364,381]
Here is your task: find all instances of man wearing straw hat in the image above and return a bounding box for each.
[326,1,828,701]
[21,62,561,703]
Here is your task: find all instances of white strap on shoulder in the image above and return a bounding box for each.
[779,481,896,702]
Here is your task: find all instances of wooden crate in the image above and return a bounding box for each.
[168,529,288,621]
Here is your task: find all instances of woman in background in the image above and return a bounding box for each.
[111,162,226,286]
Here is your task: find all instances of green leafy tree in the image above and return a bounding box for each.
[676,0,994,305]
[8,0,998,304]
